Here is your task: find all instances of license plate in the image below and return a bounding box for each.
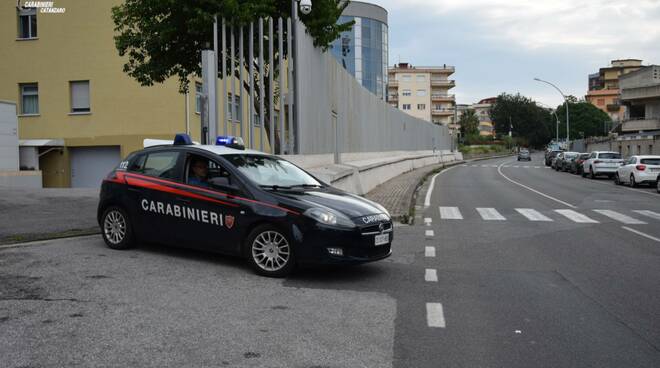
[374,233,389,246]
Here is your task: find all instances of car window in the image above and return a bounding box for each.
[141,151,181,179]
[580,154,590,159]
[599,153,621,159]
[185,154,233,189]
[641,158,660,165]
[224,154,321,188]
[128,154,147,172]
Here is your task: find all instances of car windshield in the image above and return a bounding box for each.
[579,154,590,159]
[640,158,660,165]
[565,153,578,159]
[599,153,622,159]
[223,154,322,188]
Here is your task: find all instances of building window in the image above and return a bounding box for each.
[402,89,411,97]
[401,75,411,82]
[19,83,39,115]
[416,74,426,82]
[70,81,90,113]
[195,83,203,114]
[416,89,427,97]
[417,104,426,110]
[227,94,241,121]
[17,8,37,39]
[402,104,411,110]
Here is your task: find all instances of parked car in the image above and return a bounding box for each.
[545,150,562,166]
[614,155,660,187]
[558,152,579,172]
[570,153,590,175]
[551,152,564,170]
[582,151,624,179]
[518,149,531,161]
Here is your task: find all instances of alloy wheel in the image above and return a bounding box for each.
[103,210,127,245]
[251,230,291,272]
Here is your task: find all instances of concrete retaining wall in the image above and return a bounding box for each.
[0,170,42,188]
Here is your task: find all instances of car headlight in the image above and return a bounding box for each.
[304,208,356,228]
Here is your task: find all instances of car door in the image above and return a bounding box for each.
[124,149,184,245]
[177,153,251,254]
[621,157,635,182]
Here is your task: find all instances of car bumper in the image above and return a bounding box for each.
[637,172,660,182]
[293,223,393,265]
[593,166,618,174]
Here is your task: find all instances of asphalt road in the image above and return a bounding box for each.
[1,153,659,367]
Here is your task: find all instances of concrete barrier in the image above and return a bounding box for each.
[283,151,463,195]
[0,170,42,188]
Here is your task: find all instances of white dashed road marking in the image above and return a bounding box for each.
[621,226,660,243]
[426,303,446,328]
[424,217,432,225]
[425,269,438,282]
[555,209,599,223]
[476,207,506,221]
[425,230,435,238]
[439,206,463,220]
[592,210,647,225]
[633,210,660,221]
[515,208,553,222]
[425,246,436,257]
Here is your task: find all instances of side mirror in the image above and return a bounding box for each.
[209,177,240,192]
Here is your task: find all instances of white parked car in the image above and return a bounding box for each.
[582,151,624,179]
[614,155,660,187]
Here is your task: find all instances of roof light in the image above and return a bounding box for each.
[216,136,245,150]
[173,133,193,145]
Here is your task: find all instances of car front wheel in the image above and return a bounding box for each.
[246,225,295,277]
[101,206,134,250]
[614,173,621,185]
[630,174,637,188]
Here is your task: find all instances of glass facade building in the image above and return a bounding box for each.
[329,2,388,100]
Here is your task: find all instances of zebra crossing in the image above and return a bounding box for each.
[460,164,548,169]
[434,206,660,225]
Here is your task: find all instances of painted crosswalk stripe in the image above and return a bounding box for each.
[633,210,660,221]
[439,206,463,220]
[534,166,540,168]
[554,209,599,223]
[425,246,436,257]
[593,210,646,225]
[426,303,446,328]
[425,269,438,282]
[476,207,506,221]
[515,208,553,222]
[425,230,435,238]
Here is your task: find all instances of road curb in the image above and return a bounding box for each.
[0,228,100,247]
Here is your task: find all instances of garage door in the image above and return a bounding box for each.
[70,146,121,188]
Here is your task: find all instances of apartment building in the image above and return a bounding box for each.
[471,98,496,137]
[586,59,643,122]
[1,0,265,188]
[387,63,456,125]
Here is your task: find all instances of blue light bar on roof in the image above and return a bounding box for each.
[215,136,245,150]
[173,133,193,145]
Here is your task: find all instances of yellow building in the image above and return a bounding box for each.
[387,63,456,125]
[586,59,643,122]
[1,0,267,187]
[470,98,496,137]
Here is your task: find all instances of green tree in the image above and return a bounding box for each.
[555,101,612,139]
[490,93,553,148]
[112,0,353,92]
[458,109,479,136]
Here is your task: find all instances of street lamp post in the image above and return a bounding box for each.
[534,77,569,142]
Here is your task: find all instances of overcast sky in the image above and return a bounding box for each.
[369,0,660,107]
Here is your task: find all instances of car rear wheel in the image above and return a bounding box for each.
[246,225,295,277]
[101,206,134,250]
[630,174,637,188]
[614,173,621,185]
[589,167,595,179]
[656,178,660,193]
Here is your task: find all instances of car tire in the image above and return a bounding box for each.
[656,177,660,193]
[614,173,621,185]
[590,167,595,179]
[100,206,134,250]
[246,224,295,278]
[630,174,637,188]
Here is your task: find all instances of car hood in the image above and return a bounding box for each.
[272,188,386,219]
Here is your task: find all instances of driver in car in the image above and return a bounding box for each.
[189,157,210,187]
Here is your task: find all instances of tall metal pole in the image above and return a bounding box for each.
[534,77,570,141]
[249,23,254,149]
[222,19,228,136]
[213,16,219,139]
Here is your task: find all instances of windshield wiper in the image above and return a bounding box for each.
[259,184,293,191]
[289,184,323,188]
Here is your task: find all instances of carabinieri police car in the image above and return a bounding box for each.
[98,134,392,277]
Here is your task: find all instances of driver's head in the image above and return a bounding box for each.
[191,157,208,178]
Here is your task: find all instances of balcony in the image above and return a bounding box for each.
[431,79,455,87]
[431,93,455,101]
[388,80,399,87]
[606,103,620,112]
[620,117,660,132]
[388,94,398,102]
[431,108,454,116]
